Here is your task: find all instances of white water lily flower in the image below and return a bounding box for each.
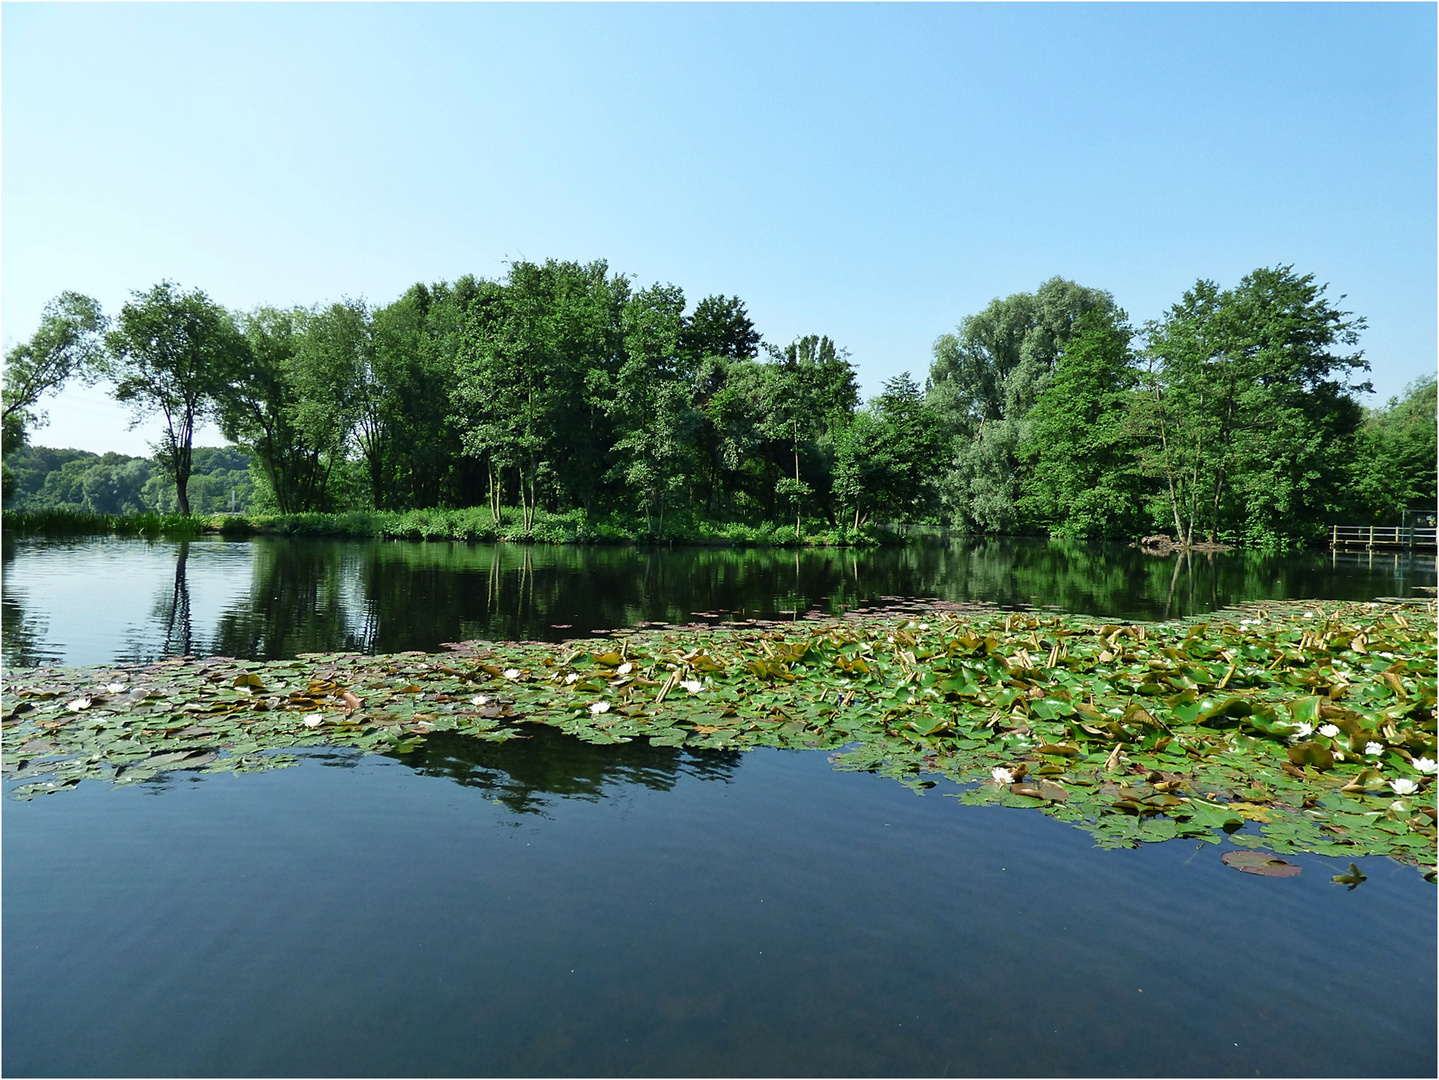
[991,766,1015,786]
[106,682,127,695]
[65,697,92,712]
[1390,777,1420,796]
[680,679,703,694]
[1319,724,1340,739]
[303,713,323,729]
[1333,750,1345,762]
[564,672,580,684]
[918,623,929,631]
[616,662,633,675]
[589,701,611,715]
[470,695,490,706]
[1365,742,1384,757]
[1413,757,1437,775]
[1289,722,1314,741]
[503,668,521,680]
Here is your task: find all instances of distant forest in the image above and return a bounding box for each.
[3,445,254,516]
[3,261,1434,547]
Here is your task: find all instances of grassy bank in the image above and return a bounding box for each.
[4,600,1435,874]
[2,506,898,546]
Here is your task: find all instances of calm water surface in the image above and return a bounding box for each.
[4,534,1434,667]
[6,734,1435,1077]
[4,535,1435,1076]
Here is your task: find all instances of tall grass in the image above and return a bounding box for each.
[2,508,208,537]
[4,505,899,546]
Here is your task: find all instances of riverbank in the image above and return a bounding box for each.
[6,598,1434,874]
[0,507,898,546]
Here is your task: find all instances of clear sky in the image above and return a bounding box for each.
[3,2,1434,456]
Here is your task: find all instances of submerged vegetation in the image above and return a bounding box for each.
[5,600,1434,874]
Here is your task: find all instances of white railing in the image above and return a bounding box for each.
[1330,525,1438,548]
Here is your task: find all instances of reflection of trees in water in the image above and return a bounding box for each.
[214,538,1439,659]
[210,539,371,660]
[386,724,741,816]
[1,544,59,667]
[151,540,193,656]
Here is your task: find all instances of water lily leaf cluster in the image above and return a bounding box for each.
[4,600,1435,873]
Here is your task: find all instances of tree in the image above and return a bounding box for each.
[2,292,108,455]
[453,260,629,529]
[928,277,1113,532]
[1018,308,1145,538]
[1346,376,1437,525]
[372,277,481,509]
[104,282,246,515]
[292,300,376,507]
[833,374,946,529]
[609,283,698,535]
[1138,266,1368,547]
[762,335,859,535]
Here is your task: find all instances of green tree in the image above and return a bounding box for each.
[1138,266,1368,547]
[1018,308,1145,538]
[372,277,480,509]
[762,335,859,534]
[292,300,375,508]
[104,282,247,515]
[833,373,946,529]
[929,277,1113,532]
[1347,377,1437,525]
[453,260,629,529]
[2,292,108,456]
[609,283,698,535]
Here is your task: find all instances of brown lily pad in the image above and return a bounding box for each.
[1221,850,1302,877]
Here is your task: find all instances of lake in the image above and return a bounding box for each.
[3,534,1434,667]
[3,535,1436,1076]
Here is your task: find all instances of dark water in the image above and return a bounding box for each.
[5,734,1435,1078]
[3,534,1434,667]
[4,535,1436,1076]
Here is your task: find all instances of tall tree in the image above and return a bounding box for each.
[763,334,859,534]
[104,282,246,514]
[609,283,697,535]
[928,277,1113,532]
[1347,377,1438,524]
[1138,266,1368,547]
[453,260,629,528]
[833,373,946,530]
[2,292,108,455]
[1018,308,1145,538]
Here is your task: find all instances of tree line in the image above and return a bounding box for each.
[3,261,1433,547]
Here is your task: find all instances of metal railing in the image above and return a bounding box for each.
[1330,525,1438,549]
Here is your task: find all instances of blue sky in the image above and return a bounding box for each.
[3,2,1434,456]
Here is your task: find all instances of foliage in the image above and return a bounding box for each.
[1,292,108,455]
[1346,377,1437,525]
[929,277,1113,532]
[6,601,1434,875]
[1137,267,1369,549]
[834,373,946,529]
[3,444,254,514]
[1017,309,1145,538]
[104,282,249,515]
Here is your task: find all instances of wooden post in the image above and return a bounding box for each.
[1368,525,1374,549]
[1332,524,1338,549]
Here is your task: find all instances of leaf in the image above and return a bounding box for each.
[1331,863,1367,889]
[1221,850,1302,877]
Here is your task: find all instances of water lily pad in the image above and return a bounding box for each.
[1221,850,1302,877]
